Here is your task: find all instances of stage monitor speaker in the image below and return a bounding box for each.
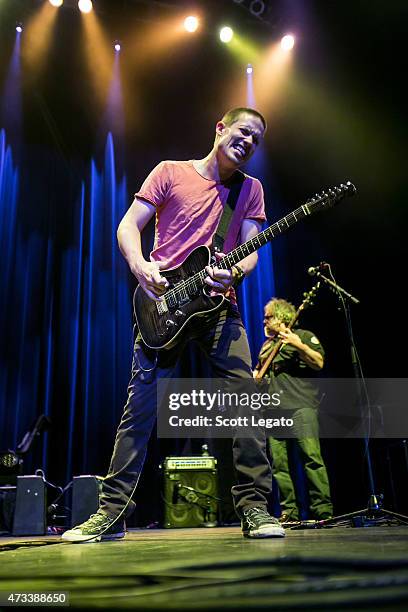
[162,456,218,528]
[0,486,16,533]
[71,475,102,527]
[12,475,46,536]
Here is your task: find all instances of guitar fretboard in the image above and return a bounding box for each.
[161,181,354,308]
[164,202,314,307]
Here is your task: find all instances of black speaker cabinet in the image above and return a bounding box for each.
[12,476,46,536]
[162,456,218,528]
[0,485,16,533]
[71,475,102,527]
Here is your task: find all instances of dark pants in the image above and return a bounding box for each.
[99,308,272,519]
[269,407,332,519]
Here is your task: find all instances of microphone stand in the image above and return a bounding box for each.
[310,271,359,305]
[310,268,408,527]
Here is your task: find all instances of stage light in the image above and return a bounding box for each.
[0,451,20,471]
[184,16,199,33]
[246,63,253,74]
[16,23,23,33]
[281,34,295,51]
[249,0,266,17]
[49,0,64,6]
[78,0,93,14]
[220,26,233,43]
[114,41,121,52]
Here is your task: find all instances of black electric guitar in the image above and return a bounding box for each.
[134,181,356,350]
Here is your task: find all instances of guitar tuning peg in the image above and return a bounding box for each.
[346,181,357,194]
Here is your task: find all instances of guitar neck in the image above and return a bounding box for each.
[188,200,316,291]
[218,202,312,271]
[166,182,354,296]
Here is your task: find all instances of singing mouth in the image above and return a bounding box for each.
[233,143,247,158]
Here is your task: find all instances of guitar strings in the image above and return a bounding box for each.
[154,182,351,309]
[162,205,309,303]
[161,183,348,303]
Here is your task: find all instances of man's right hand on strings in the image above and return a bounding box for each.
[132,260,169,301]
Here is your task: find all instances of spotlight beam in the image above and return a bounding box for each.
[80,7,113,107]
[22,2,60,79]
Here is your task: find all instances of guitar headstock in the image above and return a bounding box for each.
[299,282,321,311]
[306,181,356,214]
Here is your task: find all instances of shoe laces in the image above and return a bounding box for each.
[84,513,111,528]
[244,507,275,522]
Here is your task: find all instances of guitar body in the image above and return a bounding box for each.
[133,245,227,350]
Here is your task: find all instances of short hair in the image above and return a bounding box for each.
[221,107,267,131]
[264,298,296,326]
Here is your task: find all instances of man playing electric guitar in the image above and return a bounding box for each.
[63,107,286,541]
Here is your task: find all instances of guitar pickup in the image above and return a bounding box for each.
[156,299,169,315]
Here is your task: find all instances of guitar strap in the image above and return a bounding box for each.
[212,170,245,253]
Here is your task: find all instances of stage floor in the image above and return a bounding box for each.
[1,526,408,610]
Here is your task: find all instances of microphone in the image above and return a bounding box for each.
[308,262,330,276]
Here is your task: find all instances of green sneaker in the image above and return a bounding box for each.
[242,507,285,538]
[61,512,125,543]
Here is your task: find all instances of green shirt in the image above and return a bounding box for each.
[257,329,325,411]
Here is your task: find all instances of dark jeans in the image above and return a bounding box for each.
[269,407,333,519]
[99,307,272,519]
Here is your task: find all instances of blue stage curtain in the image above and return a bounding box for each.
[0,130,21,450]
[1,128,276,496]
[238,241,275,366]
[0,130,132,483]
[238,151,276,366]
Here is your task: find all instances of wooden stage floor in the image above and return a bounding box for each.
[1,525,408,610]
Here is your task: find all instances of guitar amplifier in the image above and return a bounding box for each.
[0,486,17,533]
[162,456,218,528]
[12,476,46,536]
[71,475,103,527]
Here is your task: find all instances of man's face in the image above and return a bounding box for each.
[264,315,285,338]
[216,113,265,168]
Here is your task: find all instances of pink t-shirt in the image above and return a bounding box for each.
[135,160,266,268]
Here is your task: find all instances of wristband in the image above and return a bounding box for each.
[232,264,245,287]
